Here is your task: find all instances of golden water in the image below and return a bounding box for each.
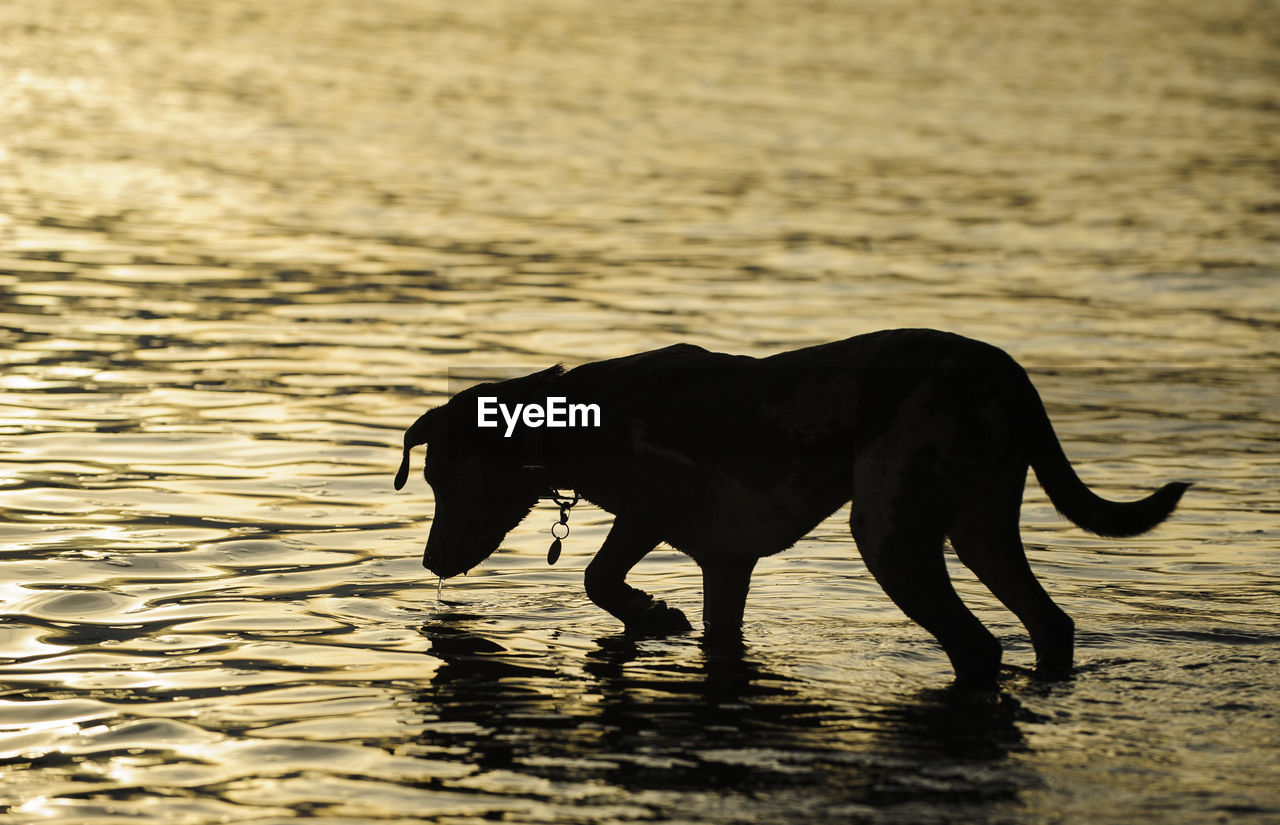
[2,1,1278,822]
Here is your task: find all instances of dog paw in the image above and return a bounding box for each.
[625,600,692,636]
[701,619,745,648]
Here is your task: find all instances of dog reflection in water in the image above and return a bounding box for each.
[395,329,1188,688]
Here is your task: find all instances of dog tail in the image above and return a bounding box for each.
[1009,363,1189,538]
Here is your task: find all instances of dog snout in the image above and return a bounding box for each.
[422,540,469,579]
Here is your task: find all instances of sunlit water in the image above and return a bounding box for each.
[2,1,1278,822]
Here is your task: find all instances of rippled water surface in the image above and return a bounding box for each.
[2,1,1279,822]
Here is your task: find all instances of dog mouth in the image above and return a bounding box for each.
[421,521,506,581]
[422,552,469,580]
[421,542,484,580]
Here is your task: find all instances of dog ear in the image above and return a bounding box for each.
[394,365,564,490]
[394,408,440,490]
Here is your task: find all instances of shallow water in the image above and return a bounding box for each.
[2,1,1279,822]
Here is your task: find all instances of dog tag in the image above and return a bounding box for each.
[547,538,562,565]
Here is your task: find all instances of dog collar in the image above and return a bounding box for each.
[523,465,578,565]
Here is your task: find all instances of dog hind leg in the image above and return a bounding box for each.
[851,502,1002,687]
[585,517,693,635]
[948,481,1075,677]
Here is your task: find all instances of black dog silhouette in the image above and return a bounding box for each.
[395,329,1188,686]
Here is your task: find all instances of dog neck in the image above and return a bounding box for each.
[521,463,575,502]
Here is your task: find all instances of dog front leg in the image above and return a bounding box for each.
[584,518,692,636]
[697,555,757,645]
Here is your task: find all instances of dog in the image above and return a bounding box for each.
[394,328,1188,686]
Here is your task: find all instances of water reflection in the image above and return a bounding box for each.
[416,610,1036,820]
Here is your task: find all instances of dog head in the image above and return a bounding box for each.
[394,366,563,579]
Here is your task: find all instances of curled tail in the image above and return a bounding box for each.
[1007,365,1189,538]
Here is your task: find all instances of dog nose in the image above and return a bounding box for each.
[422,544,460,578]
